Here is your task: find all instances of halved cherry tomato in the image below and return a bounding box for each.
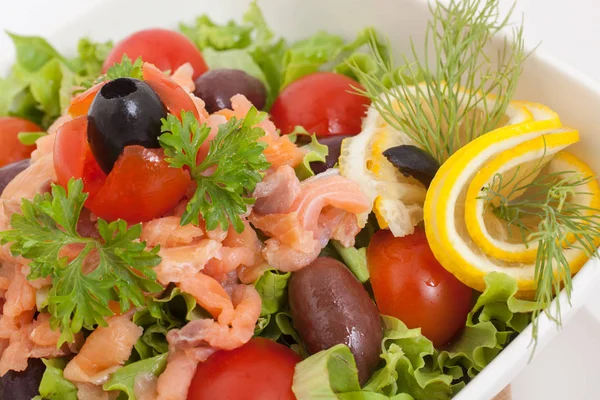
[87,145,190,223]
[367,228,473,347]
[103,28,209,80]
[68,82,107,117]
[0,117,40,167]
[188,338,301,400]
[142,63,200,119]
[270,72,370,137]
[54,118,189,223]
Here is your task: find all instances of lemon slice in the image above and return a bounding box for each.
[423,111,600,298]
[340,84,535,237]
[465,133,580,263]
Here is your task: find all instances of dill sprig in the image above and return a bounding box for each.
[481,158,600,344]
[351,0,526,163]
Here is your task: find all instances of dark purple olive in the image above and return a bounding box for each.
[289,257,382,384]
[309,135,351,174]
[87,77,167,174]
[0,358,45,400]
[193,69,267,113]
[382,144,440,187]
[0,159,30,196]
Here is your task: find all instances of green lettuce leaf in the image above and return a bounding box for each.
[202,48,268,85]
[2,35,112,128]
[34,358,78,400]
[103,354,167,399]
[331,241,369,283]
[255,270,291,316]
[292,317,452,400]
[289,126,329,180]
[7,33,67,72]
[132,286,202,360]
[437,272,539,384]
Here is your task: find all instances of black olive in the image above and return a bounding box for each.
[0,358,45,400]
[309,135,351,174]
[87,78,167,174]
[193,69,267,113]
[382,145,440,187]
[0,159,30,196]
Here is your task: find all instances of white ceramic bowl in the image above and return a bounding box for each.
[4,0,600,399]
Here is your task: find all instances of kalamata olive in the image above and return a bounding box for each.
[0,159,30,196]
[289,257,382,384]
[0,358,45,400]
[193,69,267,113]
[87,77,167,174]
[309,135,351,174]
[382,144,440,187]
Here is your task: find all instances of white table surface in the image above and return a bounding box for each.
[2,1,600,399]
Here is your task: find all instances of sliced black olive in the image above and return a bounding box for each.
[382,145,440,187]
[193,69,267,113]
[309,135,351,175]
[0,159,30,196]
[87,78,167,174]
[0,358,45,400]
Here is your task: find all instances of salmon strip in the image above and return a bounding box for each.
[156,350,200,400]
[168,284,261,351]
[253,165,301,214]
[250,212,318,251]
[3,266,36,318]
[155,239,222,285]
[178,272,232,320]
[64,314,142,384]
[170,63,195,93]
[141,216,204,247]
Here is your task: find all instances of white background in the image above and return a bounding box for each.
[2,1,600,399]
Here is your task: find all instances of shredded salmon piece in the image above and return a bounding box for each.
[170,63,195,93]
[141,216,204,247]
[249,169,369,272]
[156,239,222,285]
[253,165,301,214]
[156,350,201,400]
[75,382,120,400]
[64,314,142,384]
[3,266,36,318]
[168,284,261,351]
[178,272,232,319]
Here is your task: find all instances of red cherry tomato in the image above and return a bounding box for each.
[270,72,370,137]
[103,28,209,80]
[0,117,40,167]
[53,118,189,223]
[188,338,301,400]
[54,116,107,200]
[87,146,190,223]
[367,228,473,347]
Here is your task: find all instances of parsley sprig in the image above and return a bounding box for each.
[82,54,144,89]
[0,179,162,345]
[159,109,270,233]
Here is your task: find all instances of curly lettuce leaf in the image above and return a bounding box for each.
[292,317,452,400]
[202,48,268,84]
[33,358,78,400]
[288,126,329,180]
[132,286,203,359]
[2,35,112,127]
[437,272,540,389]
[103,354,167,399]
[331,241,369,283]
[255,270,291,316]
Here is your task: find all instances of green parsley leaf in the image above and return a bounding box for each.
[0,179,163,345]
[159,109,270,233]
[105,54,144,81]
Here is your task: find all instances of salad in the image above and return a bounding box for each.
[0,0,598,399]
